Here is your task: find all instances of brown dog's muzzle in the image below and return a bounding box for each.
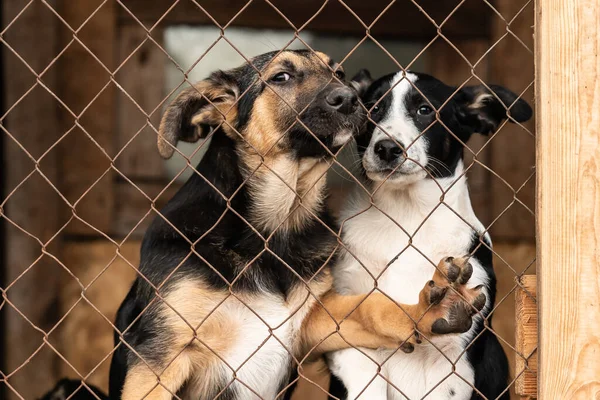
[324,86,359,115]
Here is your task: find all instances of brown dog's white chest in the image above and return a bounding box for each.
[245,155,330,234]
[158,275,331,398]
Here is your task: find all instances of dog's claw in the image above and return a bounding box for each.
[400,342,415,353]
[414,331,422,344]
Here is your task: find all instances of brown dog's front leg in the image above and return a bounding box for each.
[299,291,418,359]
[300,257,486,359]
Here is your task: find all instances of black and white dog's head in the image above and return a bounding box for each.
[351,70,532,187]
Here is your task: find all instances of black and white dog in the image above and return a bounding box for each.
[327,70,532,399]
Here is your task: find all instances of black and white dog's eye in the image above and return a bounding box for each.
[270,72,291,83]
[368,103,380,114]
[417,105,434,115]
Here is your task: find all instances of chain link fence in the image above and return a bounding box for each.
[1,0,536,399]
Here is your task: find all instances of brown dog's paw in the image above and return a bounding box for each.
[435,256,486,310]
[430,302,474,334]
[416,256,486,336]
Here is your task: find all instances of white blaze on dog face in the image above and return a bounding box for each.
[361,72,429,186]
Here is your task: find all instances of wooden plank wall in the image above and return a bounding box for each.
[2,1,62,398]
[489,0,536,242]
[536,0,600,397]
[115,25,165,181]
[57,242,138,390]
[58,0,116,236]
[424,0,536,244]
[515,275,537,399]
[1,1,543,399]
[113,24,173,239]
[118,0,492,41]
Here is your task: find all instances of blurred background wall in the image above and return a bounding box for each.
[1,1,534,398]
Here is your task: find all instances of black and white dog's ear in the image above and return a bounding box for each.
[455,85,533,135]
[350,69,373,98]
[158,70,239,159]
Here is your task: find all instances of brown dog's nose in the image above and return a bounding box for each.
[325,86,358,115]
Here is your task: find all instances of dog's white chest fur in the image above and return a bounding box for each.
[335,185,484,304]
[329,172,489,400]
[216,283,325,399]
[179,282,326,399]
[221,297,304,399]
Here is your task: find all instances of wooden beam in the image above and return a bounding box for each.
[489,0,536,242]
[57,241,139,393]
[58,0,116,235]
[118,0,493,40]
[491,242,537,400]
[536,0,600,397]
[112,181,180,238]
[515,275,537,399]
[2,1,62,398]
[115,25,166,180]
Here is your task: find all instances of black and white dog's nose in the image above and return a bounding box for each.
[325,86,358,115]
[374,139,404,163]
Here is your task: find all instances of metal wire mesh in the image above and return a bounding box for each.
[0,0,536,399]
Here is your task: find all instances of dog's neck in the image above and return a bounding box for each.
[241,152,331,234]
[348,161,475,222]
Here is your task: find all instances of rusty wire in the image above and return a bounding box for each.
[0,0,536,399]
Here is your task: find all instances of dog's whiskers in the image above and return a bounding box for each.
[426,156,452,177]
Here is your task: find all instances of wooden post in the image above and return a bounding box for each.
[536,0,600,398]
[515,275,537,399]
[2,1,61,398]
[57,242,139,392]
[115,25,166,181]
[58,0,116,236]
[489,0,536,242]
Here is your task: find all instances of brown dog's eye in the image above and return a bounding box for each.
[417,105,434,116]
[270,72,291,83]
[334,70,345,80]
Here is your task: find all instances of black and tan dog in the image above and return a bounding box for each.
[101,50,485,400]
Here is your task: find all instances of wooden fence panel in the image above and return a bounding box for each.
[58,0,116,236]
[536,0,600,397]
[2,1,62,398]
[489,0,536,242]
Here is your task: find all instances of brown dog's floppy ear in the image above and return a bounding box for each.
[157,71,238,159]
[350,69,372,98]
[455,85,533,136]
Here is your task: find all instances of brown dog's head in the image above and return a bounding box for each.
[158,50,365,161]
